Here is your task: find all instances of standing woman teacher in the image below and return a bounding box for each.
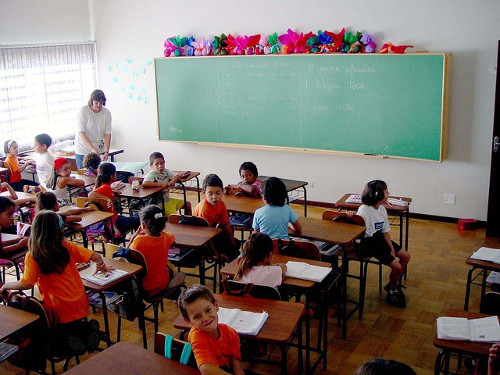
[74,89,112,169]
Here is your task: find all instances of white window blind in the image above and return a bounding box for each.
[0,43,97,154]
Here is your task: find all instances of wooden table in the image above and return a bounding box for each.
[71,173,96,187]
[0,304,39,341]
[260,175,308,216]
[464,245,500,311]
[433,309,498,375]
[222,194,265,214]
[174,170,201,203]
[59,208,114,248]
[221,254,332,373]
[173,293,304,375]
[79,258,142,347]
[289,216,366,340]
[62,341,200,374]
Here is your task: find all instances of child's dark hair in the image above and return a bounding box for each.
[35,192,58,212]
[95,162,116,188]
[29,210,70,275]
[83,152,101,170]
[239,162,258,177]
[149,152,165,165]
[139,205,167,237]
[178,284,216,320]
[262,177,287,206]
[0,196,16,213]
[235,233,273,280]
[88,89,106,106]
[34,133,52,147]
[4,139,15,154]
[202,174,223,190]
[361,180,388,206]
[354,358,416,375]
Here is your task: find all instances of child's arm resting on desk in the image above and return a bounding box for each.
[289,218,302,232]
[1,236,29,254]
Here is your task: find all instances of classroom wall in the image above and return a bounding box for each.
[3,0,500,220]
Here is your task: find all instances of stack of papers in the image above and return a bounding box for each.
[218,307,269,336]
[285,261,332,282]
[470,247,500,264]
[388,198,409,207]
[436,316,500,342]
[345,194,362,204]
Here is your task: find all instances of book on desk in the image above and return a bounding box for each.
[81,268,128,286]
[285,261,332,283]
[217,307,269,336]
[471,247,500,264]
[437,316,500,342]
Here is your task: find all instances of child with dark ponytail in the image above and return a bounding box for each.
[234,232,286,288]
[129,205,175,296]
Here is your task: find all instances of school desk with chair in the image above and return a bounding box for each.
[173,293,305,375]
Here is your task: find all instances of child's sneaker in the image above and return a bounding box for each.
[386,291,406,308]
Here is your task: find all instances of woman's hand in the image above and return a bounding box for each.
[102,151,109,161]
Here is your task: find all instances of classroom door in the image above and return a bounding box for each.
[486,41,500,237]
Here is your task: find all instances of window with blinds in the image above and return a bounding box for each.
[0,43,97,154]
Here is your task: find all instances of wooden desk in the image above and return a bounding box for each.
[433,309,497,375]
[260,175,308,216]
[464,245,500,311]
[71,173,96,187]
[222,194,265,215]
[62,341,200,375]
[0,304,39,341]
[59,208,114,248]
[221,254,332,373]
[174,170,201,203]
[289,216,365,340]
[79,258,142,347]
[173,293,304,375]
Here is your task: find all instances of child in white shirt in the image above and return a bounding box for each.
[33,133,54,190]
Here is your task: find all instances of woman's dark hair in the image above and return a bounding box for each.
[149,152,165,165]
[361,180,388,206]
[29,210,69,275]
[88,89,106,106]
[35,192,58,212]
[202,174,223,190]
[178,284,216,320]
[139,205,167,237]
[0,196,16,213]
[95,162,116,188]
[262,177,287,206]
[235,233,273,280]
[239,161,258,177]
[34,133,52,147]
[83,152,101,170]
[354,359,416,375]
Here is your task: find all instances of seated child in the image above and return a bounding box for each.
[33,133,54,190]
[82,152,101,176]
[0,196,29,253]
[225,162,261,198]
[129,205,175,296]
[48,158,85,206]
[1,181,36,207]
[234,232,286,288]
[194,174,240,261]
[36,191,93,226]
[143,152,192,216]
[3,139,38,191]
[252,177,302,240]
[178,284,244,375]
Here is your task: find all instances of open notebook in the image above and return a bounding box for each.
[285,261,331,283]
[436,316,500,342]
[80,263,128,286]
[470,247,500,264]
[217,307,269,336]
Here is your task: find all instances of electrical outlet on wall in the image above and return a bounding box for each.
[444,193,456,205]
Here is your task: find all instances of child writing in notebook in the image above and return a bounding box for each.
[0,210,111,354]
[178,284,244,375]
[0,196,29,253]
[36,191,93,226]
[234,232,286,288]
[143,152,192,216]
[89,162,140,235]
[3,139,38,191]
[82,152,101,176]
[252,177,302,240]
[225,161,261,198]
[47,158,86,206]
[346,180,410,308]
[129,205,175,296]
[33,133,54,190]
[194,174,239,261]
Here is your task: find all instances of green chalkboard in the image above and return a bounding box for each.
[155,53,448,161]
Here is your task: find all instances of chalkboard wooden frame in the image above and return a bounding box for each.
[155,53,449,162]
